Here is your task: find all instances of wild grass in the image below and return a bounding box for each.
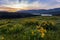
[0,16,60,40]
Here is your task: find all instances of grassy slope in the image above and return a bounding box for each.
[0,16,60,40]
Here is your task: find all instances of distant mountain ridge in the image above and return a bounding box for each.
[0,8,60,18]
[0,11,34,18]
[17,8,60,15]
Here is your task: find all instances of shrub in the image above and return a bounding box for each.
[41,21,56,30]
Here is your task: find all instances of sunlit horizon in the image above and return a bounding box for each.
[0,0,60,12]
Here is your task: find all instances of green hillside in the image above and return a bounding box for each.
[0,16,60,40]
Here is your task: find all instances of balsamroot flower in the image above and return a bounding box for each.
[32,31,34,35]
[2,36,4,40]
[37,27,47,38]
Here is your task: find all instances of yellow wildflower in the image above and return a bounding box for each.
[37,26,40,29]
[51,22,55,26]
[2,36,4,40]
[32,31,34,35]
[38,27,47,33]
[42,21,47,24]
[49,21,56,26]
[41,33,45,38]
[37,27,47,38]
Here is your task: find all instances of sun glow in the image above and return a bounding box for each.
[0,3,30,12]
[0,2,40,12]
[4,3,28,10]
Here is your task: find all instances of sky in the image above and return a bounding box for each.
[0,0,60,12]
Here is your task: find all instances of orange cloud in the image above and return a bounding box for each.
[0,6,25,12]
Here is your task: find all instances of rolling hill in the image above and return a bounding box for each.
[0,8,60,18]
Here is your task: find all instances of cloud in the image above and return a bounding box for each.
[23,0,60,9]
[55,0,60,2]
[0,0,60,10]
[0,0,7,5]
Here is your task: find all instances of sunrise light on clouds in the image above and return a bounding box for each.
[0,0,60,12]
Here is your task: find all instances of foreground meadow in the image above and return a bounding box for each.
[0,16,60,40]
